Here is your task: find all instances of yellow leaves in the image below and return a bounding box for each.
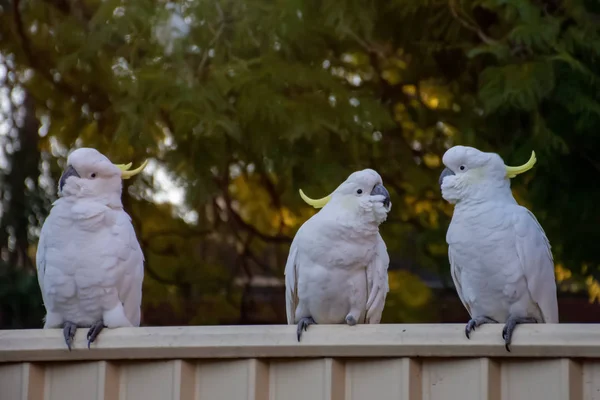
[555,263,600,304]
[392,58,408,70]
[382,69,402,85]
[414,199,434,214]
[419,79,454,110]
[400,80,454,111]
[426,97,439,109]
[280,207,301,227]
[555,263,572,282]
[378,50,408,86]
[340,52,370,67]
[388,270,432,307]
[394,103,406,114]
[28,244,38,264]
[393,101,416,132]
[229,173,308,235]
[404,194,441,228]
[402,84,417,96]
[586,276,600,304]
[423,153,441,168]
[382,270,434,322]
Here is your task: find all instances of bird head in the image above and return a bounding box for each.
[439,145,536,204]
[58,148,148,202]
[299,168,391,225]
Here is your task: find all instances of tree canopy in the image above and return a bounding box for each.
[0,0,599,327]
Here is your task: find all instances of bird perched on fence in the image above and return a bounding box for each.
[439,145,559,351]
[285,169,391,341]
[36,148,147,350]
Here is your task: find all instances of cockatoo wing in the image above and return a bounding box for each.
[36,220,49,308]
[365,234,390,324]
[112,211,145,326]
[284,236,300,325]
[448,245,472,317]
[513,207,559,323]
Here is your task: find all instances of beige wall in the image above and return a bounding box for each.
[1,324,599,400]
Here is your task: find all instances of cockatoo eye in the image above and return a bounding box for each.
[91,173,97,178]
[459,165,466,171]
[356,189,363,194]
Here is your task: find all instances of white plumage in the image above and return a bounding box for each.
[440,145,558,350]
[36,148,146,349]
[285,169,391,341]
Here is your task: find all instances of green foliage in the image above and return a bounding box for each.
[0,0,599,328]
[464,0,600,282]
[0,264,45,328]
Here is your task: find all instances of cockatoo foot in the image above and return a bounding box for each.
[63,321,77,351]
[87,320,105,349]
[296,317,316,342]
[502,316,537,352]
[465,315,498,339]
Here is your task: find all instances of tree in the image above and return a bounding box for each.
[0,0,598,327]
[457,0,600,290]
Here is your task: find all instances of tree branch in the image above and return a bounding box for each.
[12,0,109,112]
[448,0,498,45]
[227,206,292,244]
[144,228,213,242]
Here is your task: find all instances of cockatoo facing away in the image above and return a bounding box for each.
[36,148,147,350]
[439,146,559,351]
[285,169,391,341]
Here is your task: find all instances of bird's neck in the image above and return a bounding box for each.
[455,185,517,209]
[60,192,124,209]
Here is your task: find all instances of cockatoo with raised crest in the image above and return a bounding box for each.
[439,145,559,351]
[285,169,391,341]
[36,148,147,350]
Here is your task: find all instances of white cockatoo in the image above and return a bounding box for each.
[285,169,391,341]
[439,145,559,351]
[36,148,147,350]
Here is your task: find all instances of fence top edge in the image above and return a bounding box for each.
[1,324,598,362]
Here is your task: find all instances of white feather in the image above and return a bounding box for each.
[442,145,558,326]
[284,169,391,326]
[365,234,390,323]
[447,201,558,323]
[36,148,144,329]
[513,208,559,323]
[37,197,144,327]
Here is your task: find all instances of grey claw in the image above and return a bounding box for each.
[63,321,77,351]
[345,315,357,326]
[465,316,497,340]
[465,320,476,339]
[86,320,105,349]
[296,317,316,342]
[502,316,537,352]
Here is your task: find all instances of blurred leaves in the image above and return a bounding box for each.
[0,0,599,327]
[382,270,436,322]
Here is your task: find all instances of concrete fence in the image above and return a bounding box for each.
[1,324,599,400]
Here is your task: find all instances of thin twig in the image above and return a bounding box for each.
[13,0,109,112]
[448,0,498,45]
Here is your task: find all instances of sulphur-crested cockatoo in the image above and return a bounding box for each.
[36,148,147,350]
[285,169,391,341]
[439,145,558,351]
